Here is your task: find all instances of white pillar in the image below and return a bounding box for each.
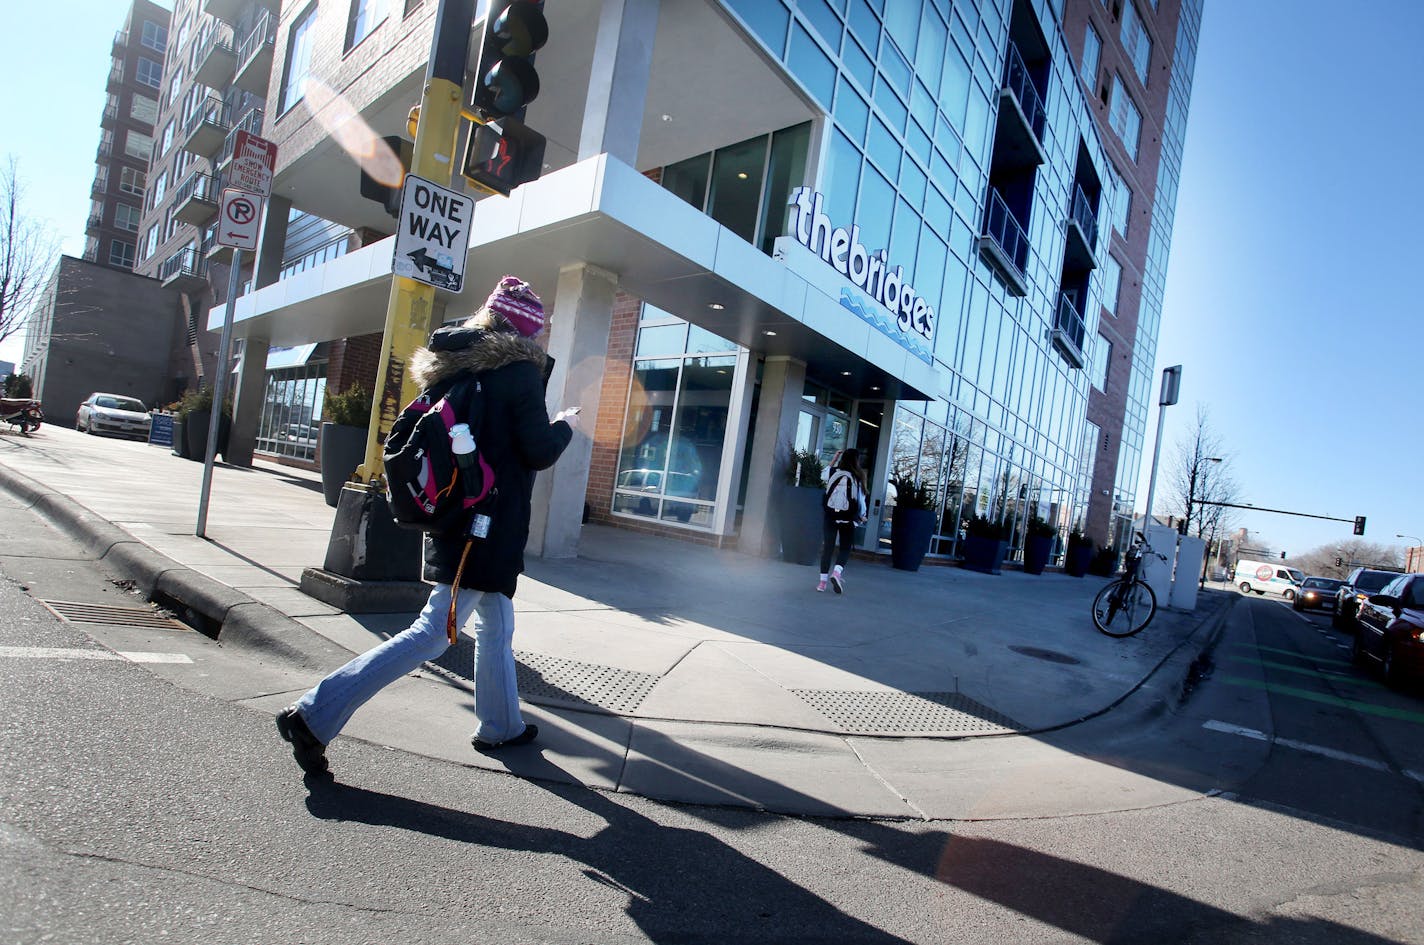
[737,356,807,558]
[528,263,618,559]
[578,0,657,164]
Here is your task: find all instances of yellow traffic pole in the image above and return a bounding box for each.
[352,0,475,487]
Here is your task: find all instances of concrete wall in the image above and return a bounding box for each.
[38,256,180,422]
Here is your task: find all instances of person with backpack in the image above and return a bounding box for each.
[276,275,577,776]
[818,449,868,594]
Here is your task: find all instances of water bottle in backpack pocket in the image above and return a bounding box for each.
[383,378,495,533]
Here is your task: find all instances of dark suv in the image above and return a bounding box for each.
[1352,573,1424,686]
[1333,567,1402,631]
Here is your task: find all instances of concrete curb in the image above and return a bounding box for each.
[0,462,352,674]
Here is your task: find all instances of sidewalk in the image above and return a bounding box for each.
[0,426,1233,817]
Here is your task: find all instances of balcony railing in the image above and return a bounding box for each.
[1052,293,1088,369]
[174,172,222,224]
[1070,185,1099,253]
[112,30,127,52]
[103,102,119,122]
[192,24,237,88]
[107,62,124,88]
[160,247,207,286]
[1001,42,1046,145]
[977,187,1030,297]
[86,214,103,231]
[96,139,114,159]
[91,174,109,196]
[215,107,265,167]
[182,96,231,156]
[234,11,276,94]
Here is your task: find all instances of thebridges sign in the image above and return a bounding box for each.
[786,187,935,364]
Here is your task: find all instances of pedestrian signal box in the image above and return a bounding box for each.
[1353,515,1366,536]
[462,119,546,196]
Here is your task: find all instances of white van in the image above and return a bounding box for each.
[1234,559,1305,599]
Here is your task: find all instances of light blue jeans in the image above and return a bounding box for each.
[295,583,525,746]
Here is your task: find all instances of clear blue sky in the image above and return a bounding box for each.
[2,0,1418,559]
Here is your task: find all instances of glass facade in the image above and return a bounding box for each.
[720,0,1130,563]
[256,362,326,462]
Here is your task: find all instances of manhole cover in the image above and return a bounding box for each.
[39,600,191,631]
[789,690,1023,735]
[427,644,658,714]
[1009,645,1081,665]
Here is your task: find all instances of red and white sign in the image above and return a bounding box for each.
[229,131,277,198]
[218,189,262,251]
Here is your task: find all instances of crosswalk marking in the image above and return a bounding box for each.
[1203,720,1394,773]
[0,646,191,665]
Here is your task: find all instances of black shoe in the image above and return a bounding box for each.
[276,705,329,775]
[471,723,539,752]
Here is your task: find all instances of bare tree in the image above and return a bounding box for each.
[1166,404,1241,540]
[1289,539,1404,580]
[0,157,62,346]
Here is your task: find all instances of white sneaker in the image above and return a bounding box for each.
[816,579,827,592]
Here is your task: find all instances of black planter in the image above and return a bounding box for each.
[777,484,824,565]
[1064,542,1093,577]
[183,411,230,462]
[320,422,369,508]
[962,534,1010,574]
[890,506,935,571]
[1089,548,1120,577]
[170,418,189,458]
[1023,534,1054,575]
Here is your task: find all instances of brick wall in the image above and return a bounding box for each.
[584,291,641,525]
[328,332,383,393]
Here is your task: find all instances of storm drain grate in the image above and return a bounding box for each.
[789,690,1024,735]
[39,600,191,631]
[427,643,658,714]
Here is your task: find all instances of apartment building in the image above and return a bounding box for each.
[196,0,1200,566]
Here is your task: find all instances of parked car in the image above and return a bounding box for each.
[75,393,152,440]
[1234,558,1304,599]
[1293,576,1344,612]
[1352,572,1424,686]
[1333,567,1402,631]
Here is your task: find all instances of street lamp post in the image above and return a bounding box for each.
[1141,365,1182,535]
[1397,534,1422,545]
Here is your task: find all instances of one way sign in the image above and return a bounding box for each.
[392,174,470,292]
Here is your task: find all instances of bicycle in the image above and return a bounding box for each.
[1092,532,1168,637]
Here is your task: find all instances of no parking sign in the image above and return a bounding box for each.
[219,189,262,251]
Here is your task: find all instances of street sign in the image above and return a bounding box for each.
[218,189,262,250]
[391,173,470,292]
[230,130,277,198]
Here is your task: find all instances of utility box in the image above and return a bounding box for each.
[1141,525,1179,607]
[1169,536,1207,610]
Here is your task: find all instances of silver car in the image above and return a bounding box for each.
[76,393,152,440]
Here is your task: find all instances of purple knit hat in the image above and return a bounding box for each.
[485,275,545,337]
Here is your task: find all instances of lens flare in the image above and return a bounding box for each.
[301,76,404,188]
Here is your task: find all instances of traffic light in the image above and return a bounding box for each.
[1353,515,1366,536]
[472,1,548,121]
[462,117,546,196]
[1335,557,1344,567]
[358,135,413,217]
[1279,552,1286,560]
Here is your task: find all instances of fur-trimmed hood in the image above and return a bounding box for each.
[408,324,549,390]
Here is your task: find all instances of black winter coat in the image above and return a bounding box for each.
[408,324,572,597]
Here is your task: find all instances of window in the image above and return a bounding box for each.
[115,204,142,232]
[1100,254,1121,316]
[1091,335,1112,391]
[142,225,160,260]
[1120,2,1151,84]
[108,239,136,268]
[141,20,168,53]
[347,0,391,50]
[159,119,174,155]
[1108,75,1142,161]
[136,56,163,89]
[151,170,167,206]
[1080,24,1101,89]
[125,130,154,160]
[1108,164,1130,236]
[130,94,158,125]
[281,6,317,113]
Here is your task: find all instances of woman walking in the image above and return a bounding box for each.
[818,449,868,594]
[276,275,577,776]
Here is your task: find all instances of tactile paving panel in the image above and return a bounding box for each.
[39,600,191,631]
[789,689,1023,735]
[427,642,658,714]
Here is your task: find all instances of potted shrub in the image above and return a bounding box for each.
[776,447,826,565]
[1065,531,1094,577]
[1023,516,1058,575]
[1089,544,1121,577]
[889,477,937,572]
[178,388,230,462]
[961,514,1011,575]
[320,384,373,508]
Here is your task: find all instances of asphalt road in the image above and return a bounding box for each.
[1,496,1421,944]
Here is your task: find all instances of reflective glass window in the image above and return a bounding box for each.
[1100,254,1121,316]
[725,0,789,54]
[1091,335,1111,391]
[1080,23,1101,88]
[857,164,894,256]
[882,0,920,57]
[834,78,870,140]
[759,122,811,253]
[847,0,880,52]
[1108,76,1142,161]
[1120,2,1152,85]
[708,135,768,244]
[788,24,835,110]
[281,6,317,113]
[824,129,862,228]
[802,0,844,49]
[842,35,875,90]
[662,153,710,210]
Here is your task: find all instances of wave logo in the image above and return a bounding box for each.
[839,289,933,365]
